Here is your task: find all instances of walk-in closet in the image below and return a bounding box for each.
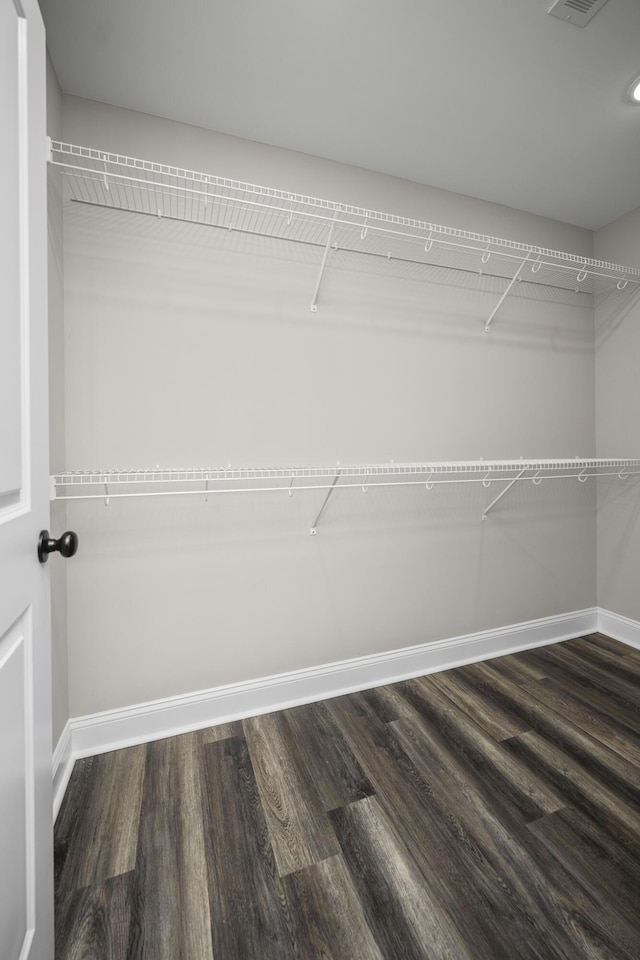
[2,1,640,958]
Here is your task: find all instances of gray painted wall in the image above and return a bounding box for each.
[57,97,598,718]
[595,206,640,620]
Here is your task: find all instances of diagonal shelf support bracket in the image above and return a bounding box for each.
[310,212,339,312]
[485,253,531,332]
[310,474,340,534]
[482,469,527,520]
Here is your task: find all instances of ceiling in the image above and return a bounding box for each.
[39,0,640,230]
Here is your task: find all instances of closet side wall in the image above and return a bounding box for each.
[595,205,640,620]
[60,98,597,717]
[47,53,68,743]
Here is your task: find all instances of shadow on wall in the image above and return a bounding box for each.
[597,475,640,604]
[595,285,640,350]
[65,202,596,350]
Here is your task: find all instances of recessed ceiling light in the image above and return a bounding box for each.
[626,76,640,104]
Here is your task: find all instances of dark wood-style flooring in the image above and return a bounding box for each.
[55,633,640,959]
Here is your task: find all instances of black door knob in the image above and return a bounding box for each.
[38,530,79,564]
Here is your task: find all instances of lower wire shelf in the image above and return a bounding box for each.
[50,458,640,528]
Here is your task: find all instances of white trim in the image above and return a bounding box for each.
[597,608,640,650]
[52,606,640,815]
[59,608,597,766]
[52,721,73,822]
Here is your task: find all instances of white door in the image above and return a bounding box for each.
[0,1,55,959]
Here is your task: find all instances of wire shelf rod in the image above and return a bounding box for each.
[61,171,639,289]
[65,197,601,300]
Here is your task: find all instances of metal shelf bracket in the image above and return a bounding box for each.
[482,468,527,520]
[485,253,531,332]
[310,212,339,313]
[310,474,340,534]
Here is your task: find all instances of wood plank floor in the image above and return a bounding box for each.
[54,633,640,959]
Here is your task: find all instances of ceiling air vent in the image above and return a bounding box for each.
[548,0,611,27]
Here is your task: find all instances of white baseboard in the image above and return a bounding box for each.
[597,608,640,650]
[52,606,598,813]
[52,721,73,821]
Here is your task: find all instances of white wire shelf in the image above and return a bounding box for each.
[48,140,640,325]
[51,459,640,527]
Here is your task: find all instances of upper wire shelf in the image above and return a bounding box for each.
[48,140,640,323]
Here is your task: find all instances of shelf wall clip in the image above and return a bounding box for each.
[310,211,339,313]
[485,253,531,332]
[310,473,340,535]
[482,468,527,520]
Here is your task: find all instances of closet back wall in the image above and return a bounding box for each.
[59,97,596,717]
